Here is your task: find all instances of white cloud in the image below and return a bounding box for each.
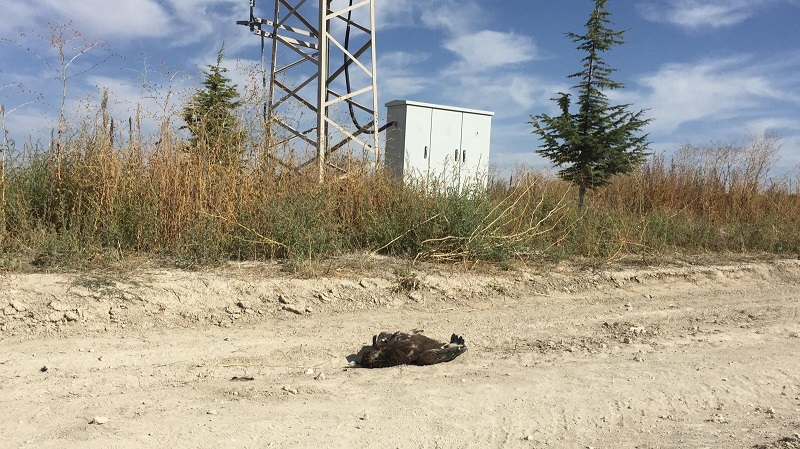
[489,149,553,177]
[0,2,36,37]
[3,107,56,141]
[448,74,538,112]
[419,1,485,34]
[639,0,776,28]
[162,0,243,45]
[378,51,432,100]
[374,0,415,29]
[776,135,800,169]
[0,0,247,47]
[443,31,537,72]
[746,117,800,135]
[381,76,429,99]
[622,57,787,134]
[37,0,171,40]
[380,51,430,70]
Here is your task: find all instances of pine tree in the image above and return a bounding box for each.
[531,0,652,210]
[182,45,243,165]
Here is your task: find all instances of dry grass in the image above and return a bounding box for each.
[1,94,798,270]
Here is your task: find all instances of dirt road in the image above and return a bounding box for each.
[1,257,799,448]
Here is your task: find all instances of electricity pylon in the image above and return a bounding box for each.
[238,0,380,182]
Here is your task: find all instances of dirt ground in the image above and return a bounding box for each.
[1,256,799,449]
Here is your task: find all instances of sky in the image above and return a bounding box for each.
[1,0,799,177]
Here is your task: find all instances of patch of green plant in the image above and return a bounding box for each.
[73,275,116,291]
[393,263,422,292]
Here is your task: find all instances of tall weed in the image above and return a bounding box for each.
[1,95,798,268]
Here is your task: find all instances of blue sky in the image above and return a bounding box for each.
[1,0,799,176]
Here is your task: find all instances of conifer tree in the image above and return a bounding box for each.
[531,0,652,210]
[182,45,243,165]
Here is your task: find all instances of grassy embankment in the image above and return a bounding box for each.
[1,99,798,270]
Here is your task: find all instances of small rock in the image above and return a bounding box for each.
[625,303,634,311]
[622,337,632,344]
[64,311,79,322]
[206,410,218,415]
[277,295,290,304]
[224,305,239,315]
[48,300,69,311]
[633,355,644,362]
[304,307,314,314]
[40,366,48,372]
[282,385,298,395]
[2,306,15,316]
[304,368,315,375]
[789,332,800,338]
[314,373,326,381]
[281,305,304,315]
[766,407,775,415]
[709,414,726,423]
[236,301,251,310]
[230,376,255,382]
[48,312,64,322]
[630,326,645,335]
[10,301,27,312]
[70,286,93,298]
[90,416,109,425]
[522,435,533,441]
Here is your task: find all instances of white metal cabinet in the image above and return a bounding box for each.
[385,100,493,190]
[429,108,463,179]
[459,112,492,185]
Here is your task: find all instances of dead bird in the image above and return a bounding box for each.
[360,330,467,368]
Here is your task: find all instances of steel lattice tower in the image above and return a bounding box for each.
[238,0,380,181]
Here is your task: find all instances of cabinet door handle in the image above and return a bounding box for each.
[424,146,428,159]
[462,150,466,163]
[454,149,459,161]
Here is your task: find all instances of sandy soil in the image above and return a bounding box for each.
[1,256,799,448]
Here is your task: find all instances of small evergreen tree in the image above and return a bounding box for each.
[531,0,652,210]
[182,45,243,165]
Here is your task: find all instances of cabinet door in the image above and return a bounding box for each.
[402,105,433,178]
[429,108,463,183]
[460,113,492,187]
[384,106,406,178]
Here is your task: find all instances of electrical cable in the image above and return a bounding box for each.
[342,0,395,133]
[255,1,267,122]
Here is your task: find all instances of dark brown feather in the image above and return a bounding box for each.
[360,330,467,368]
